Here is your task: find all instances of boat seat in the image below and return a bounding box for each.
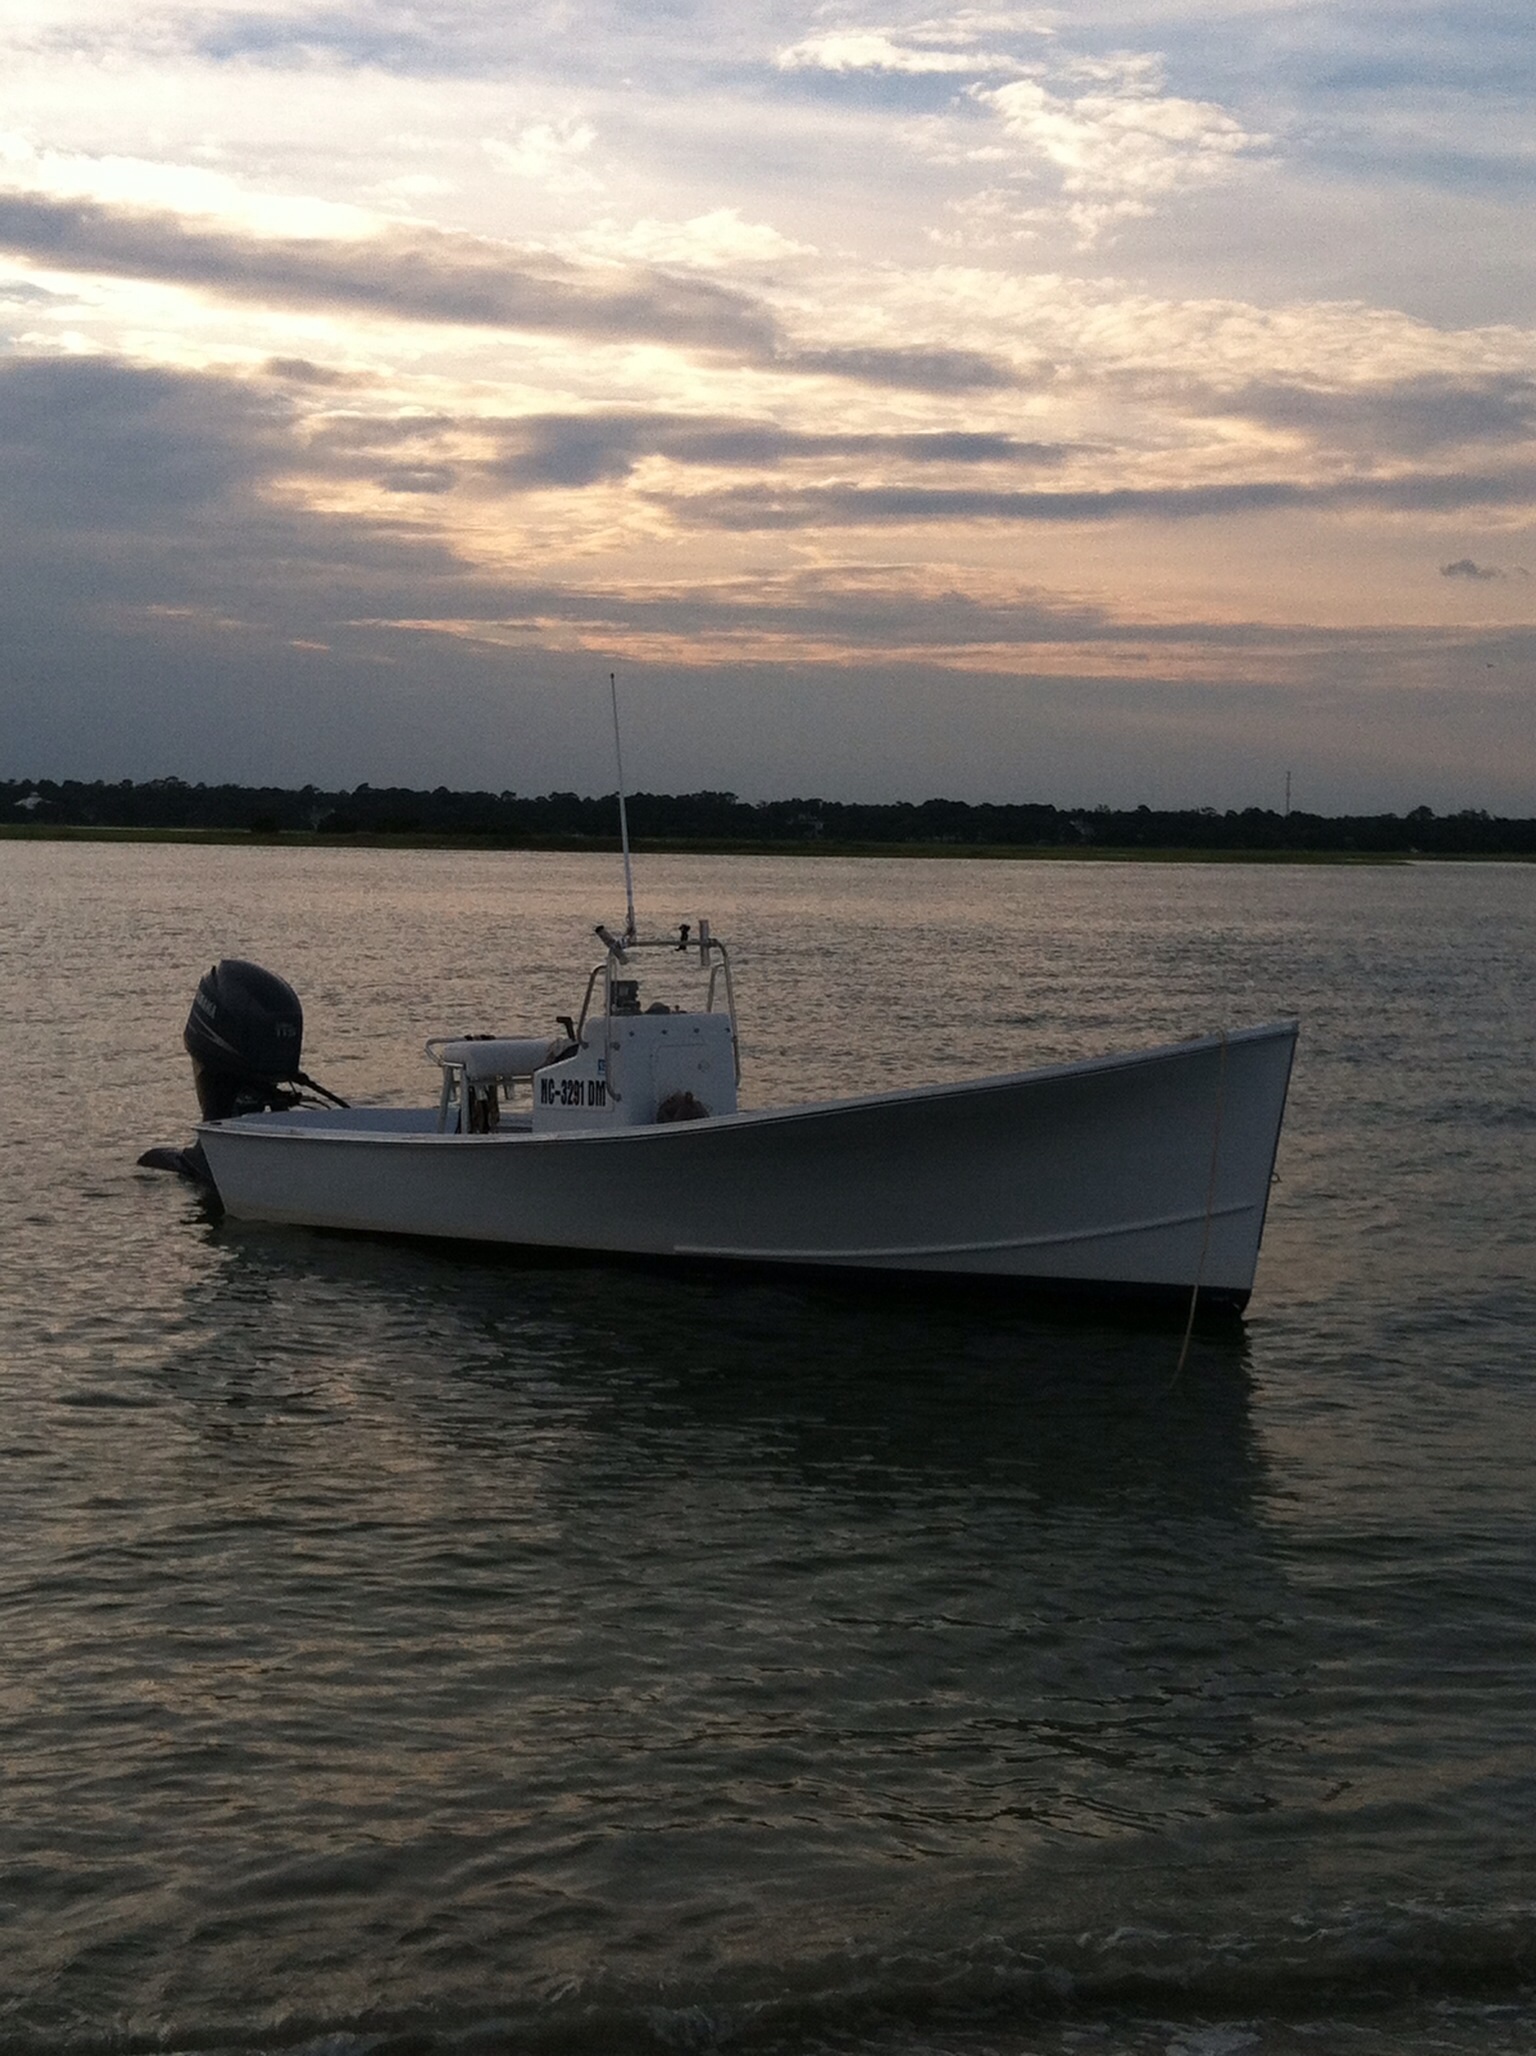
[430,1036,562,1081]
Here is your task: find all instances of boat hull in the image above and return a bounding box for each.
[196,1023,1297,1312]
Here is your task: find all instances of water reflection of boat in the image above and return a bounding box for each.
[173,913,1297,1318]
[183,1224,1265,1520]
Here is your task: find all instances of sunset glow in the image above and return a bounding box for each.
[2,1,1532,807]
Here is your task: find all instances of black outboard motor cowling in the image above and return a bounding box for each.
[185,958,305,1120]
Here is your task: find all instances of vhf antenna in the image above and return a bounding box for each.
[609,672,637,943]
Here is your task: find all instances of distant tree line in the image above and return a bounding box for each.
[4,776,1534,855]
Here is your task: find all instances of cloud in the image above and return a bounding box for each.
[777,30,1022,76]
[261,355,373,388]
[1,0,1532,813]
[476,411,1067,490]
[0,351,294,526]
[0,351,490,778]
[378,463,457,494]
[1210,374,1536,454]
[0,275,66,305]
[773,341,1026,390]
[579,208,816,271]
[482,120,601,196]
[776,9,1053,76]
[785,29,1267,246]
[392,566,1130,653]
[267,405,1068,497]
[0,129,373,239]
[650,465,1536,530]
[975,61,1265,240]
[0,353,1076,645]
[0,188,781,353]
[1441,557,1503,580]
[187,2,532,78]
[372,172,458,202]
[654,479,1302,530]
[0,351,476,584]
[0,188,1024,391]
[2,352,1531,810]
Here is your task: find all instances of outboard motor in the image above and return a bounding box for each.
[185,958,308,1120]
[140,959,346,1184]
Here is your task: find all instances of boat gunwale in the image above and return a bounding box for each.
[198,1018,1299,1151]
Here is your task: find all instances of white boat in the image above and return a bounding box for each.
[185,918,1297,1318]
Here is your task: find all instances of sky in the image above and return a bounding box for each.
[1,0,1533,811]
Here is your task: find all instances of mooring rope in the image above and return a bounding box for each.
[1172,1025,1229,1382]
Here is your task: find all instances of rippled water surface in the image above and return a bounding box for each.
[1,844,1533,2056]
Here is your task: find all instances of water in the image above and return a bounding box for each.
[1,844,1533,2056]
